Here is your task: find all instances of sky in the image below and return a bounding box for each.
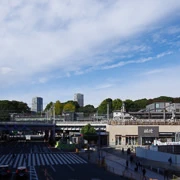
[0,0,180,108]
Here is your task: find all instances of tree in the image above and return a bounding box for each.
[98,98,113,115]
[63,103,75,112]
[0,100,30,121]
[54,100,63,115]
[77,105,96,117]
[112,99,122,111]
[124,99,135,112]
[44,102,53,112]
[133,98,148,111]
[81,124,98,143]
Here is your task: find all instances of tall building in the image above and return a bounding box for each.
[74,93,84,107]
[32,97,43,113]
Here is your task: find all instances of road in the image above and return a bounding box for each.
[0,141,127,180]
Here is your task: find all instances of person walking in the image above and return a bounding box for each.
[130,155,133,163]
[142,167,146,179]
[164,168,169,180]
[126,159,129,169]
[168,157,172,166]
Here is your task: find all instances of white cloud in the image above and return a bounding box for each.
[143,69,164,75]
[0,0,180,86]
[95,83,113,90]
[4,64,180,108]
[1,0,180,107]
[102,51,172,70]
[0,67,13,75]
[38,77,48,84]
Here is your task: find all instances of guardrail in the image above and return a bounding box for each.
[1,119,180,126]
[55,120,108,124]
[0,120,53,125]
[108,119,180,125]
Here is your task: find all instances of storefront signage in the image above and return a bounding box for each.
[144,129,153,133]
[138,126,159,137]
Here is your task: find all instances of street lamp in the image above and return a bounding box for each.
[107,104,109,121]
[98,127,101,164]
[50,103,56,142]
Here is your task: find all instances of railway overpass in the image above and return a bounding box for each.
[0,120,107,131]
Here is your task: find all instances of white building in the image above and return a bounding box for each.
[74,93,84,107]
[31,97,43,113]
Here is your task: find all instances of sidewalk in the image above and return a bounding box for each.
[79,149,175,180]
[104,151,163,180]
[105,147,180,177]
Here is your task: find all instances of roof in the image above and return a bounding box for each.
[0,164,9,168]
[17,166,27,169]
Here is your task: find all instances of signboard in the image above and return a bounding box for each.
[138,126,159,137]
[25,135,31,140]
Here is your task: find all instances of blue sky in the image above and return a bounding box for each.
[0,0,180,108]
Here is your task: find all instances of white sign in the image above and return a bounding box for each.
[25,135,31,140]
[144,129,153,133]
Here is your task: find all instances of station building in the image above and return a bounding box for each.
[107,102,180,146]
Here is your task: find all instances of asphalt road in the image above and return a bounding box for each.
[0,141,127,180]
[36,164,124,180]
[0,141,51,154]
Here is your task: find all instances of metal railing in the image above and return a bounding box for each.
[1,118,180,126]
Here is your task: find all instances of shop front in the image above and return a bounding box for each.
[138,126,159,145]
[159,132,175,142]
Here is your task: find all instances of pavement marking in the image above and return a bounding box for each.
[50,165,56,172]
[1,152,87,167]
[66,164,75,172]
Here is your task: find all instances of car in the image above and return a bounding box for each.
[15,166,29,179]
[0,164,12,178]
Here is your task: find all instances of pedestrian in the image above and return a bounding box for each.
[138,160,142,170]
[130,155,133,163]
[136,161,139,170]
[142,167,146,177]
[168,157,172,166]
[164,168,168,180]
[127,148,131,155]
[126,159,129,169]
[122,148,124,154]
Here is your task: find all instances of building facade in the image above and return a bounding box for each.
[107,121,180,146]
[74,93,84,107]
[31,97,43,113]
[146,102,180,113]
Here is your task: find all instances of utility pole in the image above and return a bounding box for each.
[53,104,55,140]
[50,104,56,142]
[98,127,101,165]
[107,104,109,121]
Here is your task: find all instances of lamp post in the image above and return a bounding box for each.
[53,104,55,141]
[98,127,101,165]
[50,104,56,142]
[107,104,109,121]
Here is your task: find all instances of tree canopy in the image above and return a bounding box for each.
[98,98,113,115]
[77,104,96,117]
[63,103,76,112]
[81,124,98,142]
[0,100,30,121]
[1,96,179,122]
[54,100,63,115]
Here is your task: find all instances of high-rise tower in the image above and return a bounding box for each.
[32,97,43,113]
[74,93,84,107]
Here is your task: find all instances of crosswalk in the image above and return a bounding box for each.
[0,153,87,168]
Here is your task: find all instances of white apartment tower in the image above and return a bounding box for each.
[32,97,43,113]
[74,93,84,107]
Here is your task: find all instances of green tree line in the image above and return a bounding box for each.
[0,100,30,121]
[0,96,180,121]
